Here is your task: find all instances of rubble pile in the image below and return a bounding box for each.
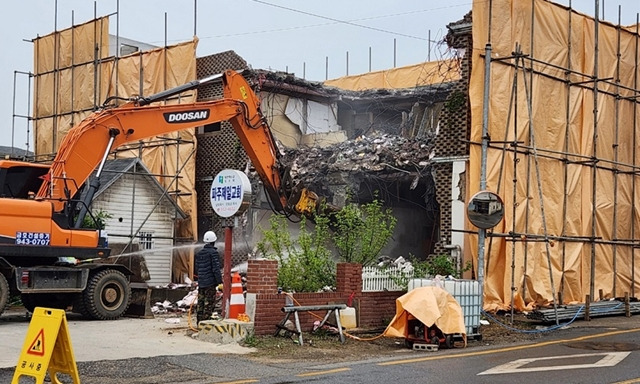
[282,133,435,187]
[151,289,196,315]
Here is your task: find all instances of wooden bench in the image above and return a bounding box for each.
[274,304,347,345]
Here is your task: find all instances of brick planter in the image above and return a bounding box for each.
[246,260,401,335]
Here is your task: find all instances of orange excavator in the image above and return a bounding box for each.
[0,70,319,319]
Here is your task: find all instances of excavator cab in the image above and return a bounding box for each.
[0,161,49,199]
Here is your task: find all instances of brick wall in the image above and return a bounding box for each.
[432,16,472,258]
[247,259,401,336]
[246,259,278,294]
[195,51,252,266]
[336,263,362,295]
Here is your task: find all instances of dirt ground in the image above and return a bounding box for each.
[241,312,546,363]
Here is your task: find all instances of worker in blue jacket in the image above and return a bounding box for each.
[195,230,223,325]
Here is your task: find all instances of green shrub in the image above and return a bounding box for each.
[332,196,397,266]
[81,209,112,229]
[384,253,472,290]
[410,253,472,279]
[257,215,335,292]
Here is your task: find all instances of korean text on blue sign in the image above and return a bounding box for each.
[210,185,243,202]
[16,232,51,246]
[210,173,244,203]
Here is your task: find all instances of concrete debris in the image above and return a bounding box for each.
[177,289,198,307]
[284,133,433,177]
[280,133,435,203]
[376,255,415,274]
[151,291,196,314]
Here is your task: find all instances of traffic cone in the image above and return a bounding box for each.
[228,272,245,319]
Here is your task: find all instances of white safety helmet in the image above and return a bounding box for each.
[203,231,217,243]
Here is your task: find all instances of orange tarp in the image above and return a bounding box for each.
[324,60,460,91]
[33,18,198,243]
[470,0,640,311]
[383,286,467,342]
[32,18,199,283]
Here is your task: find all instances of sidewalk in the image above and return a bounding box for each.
[0,307,253,369]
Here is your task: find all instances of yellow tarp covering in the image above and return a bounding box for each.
[324,60,461,91]
[470,0,640,311]
[383,286,467,340]
[32,18,198,247]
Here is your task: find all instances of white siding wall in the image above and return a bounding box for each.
[91,173,179,286]
[284,98,341,134]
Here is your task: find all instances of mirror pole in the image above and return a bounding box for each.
[477,42,493,313]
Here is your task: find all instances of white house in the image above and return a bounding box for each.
[85,158,186,286]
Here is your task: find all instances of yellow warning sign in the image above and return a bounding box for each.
[27,328,45,356]
[12,307,80,384]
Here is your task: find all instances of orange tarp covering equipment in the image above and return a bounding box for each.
[383,286,467,343]
[324,60,461,91]
[470,0,640,312]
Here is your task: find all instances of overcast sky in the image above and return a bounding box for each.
[1,0,639,150]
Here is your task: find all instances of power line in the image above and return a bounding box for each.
[250,0,429,41]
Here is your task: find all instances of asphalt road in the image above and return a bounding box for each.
[2,307,640,383]
[0,307,253,383]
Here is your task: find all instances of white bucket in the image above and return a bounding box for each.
[340,307,357,329]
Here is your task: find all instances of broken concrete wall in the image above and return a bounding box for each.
[259,93,301,148]
[192,56,455,275]
[284,98,341,135]
[258,92,346,148]
[336,94,450,140]
[257,70,345,148]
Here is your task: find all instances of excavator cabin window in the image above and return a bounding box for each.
[0,164,50,199]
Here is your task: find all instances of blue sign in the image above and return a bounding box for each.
[16,232,51,246]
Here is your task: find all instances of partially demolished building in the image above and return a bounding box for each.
[193,51,463,266]
[23,10,471,286]
[28,0,638,316]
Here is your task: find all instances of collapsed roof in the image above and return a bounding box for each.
[281,132,436,206]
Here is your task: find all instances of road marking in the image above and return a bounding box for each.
[297,367,351,377]
[478,352,631,375]
[613,378,640,384]
[214,380,258,384]
[378,327,640,366]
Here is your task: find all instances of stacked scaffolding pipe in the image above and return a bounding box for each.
[526,300,640,323]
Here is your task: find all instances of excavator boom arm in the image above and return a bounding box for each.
[36,70,290,214]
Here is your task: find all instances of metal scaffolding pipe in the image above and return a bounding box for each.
[478,40,492,315]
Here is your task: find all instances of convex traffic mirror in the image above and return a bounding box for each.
[467,190,504,229]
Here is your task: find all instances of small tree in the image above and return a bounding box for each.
[256,214,335,292]
[332,195,397,266]
[81,209,112,229]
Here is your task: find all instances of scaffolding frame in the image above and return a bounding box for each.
[475,0,640,317]
[12,3,200,283]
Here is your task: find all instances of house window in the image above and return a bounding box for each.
[139,231,154,250]
[199,122,221,134]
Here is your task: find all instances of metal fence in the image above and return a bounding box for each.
[361,265,414,292]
